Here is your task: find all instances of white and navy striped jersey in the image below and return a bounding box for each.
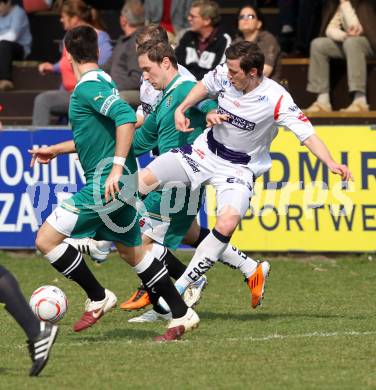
[202,63,315,177]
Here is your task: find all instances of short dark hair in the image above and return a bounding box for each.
[137,40,178,69]
[225,41,264,76]
[0,0,11,4]
[64,25,98,64]
[135,24,168,46]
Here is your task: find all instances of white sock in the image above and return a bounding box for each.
[176,230,229,289]
[219,246,258,278]
[353,91,367,105]
[317,93,330,105]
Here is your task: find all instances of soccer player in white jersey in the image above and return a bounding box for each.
[138,40,353,309]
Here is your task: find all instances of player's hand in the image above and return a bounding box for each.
[38,62,54,75]
[105,165,123,203]
[206,111,229,127]
[175,108,194,132]
[28,146,57,167]
[328,162,354,181]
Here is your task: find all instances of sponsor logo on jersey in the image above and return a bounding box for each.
[217,106,256,131]
[289,104,299,112]
[100,94,120,115]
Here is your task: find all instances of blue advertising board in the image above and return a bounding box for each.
[0,129,208,249]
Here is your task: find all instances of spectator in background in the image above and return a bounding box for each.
[144,0,191,41]
[32,0,112,126]
[102,0,144,108]
[0,0,31,90]
[175,0,231,80]
[305,0,376,113]
[236,3,281,82]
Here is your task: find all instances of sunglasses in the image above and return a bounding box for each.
[238,14,257,20]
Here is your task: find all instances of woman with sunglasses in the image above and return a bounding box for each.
[237,4,281,82]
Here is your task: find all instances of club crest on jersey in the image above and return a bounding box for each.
[166,95,173,108]
[289,104,299,112]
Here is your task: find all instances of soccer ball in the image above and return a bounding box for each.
[29,285,68,323]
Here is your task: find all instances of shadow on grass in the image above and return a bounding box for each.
[198,311,369,321]
[71,328,158,343]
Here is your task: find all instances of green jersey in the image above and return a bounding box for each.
[69,69,137,183]
[133,74,216,249]
[68,69,137,206]
[133,75,216,156]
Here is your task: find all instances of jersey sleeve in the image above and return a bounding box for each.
[201,64,227,96]
[273,91,315,142]
[76,81,136,127]
[132,111,158,156]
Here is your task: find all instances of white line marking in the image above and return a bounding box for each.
[10,330,376,350]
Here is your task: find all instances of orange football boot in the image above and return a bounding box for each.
[120,286,151,311]
[247,261,271,308]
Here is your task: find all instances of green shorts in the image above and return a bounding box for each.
[139,187,204,250]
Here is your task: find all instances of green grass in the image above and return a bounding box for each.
[0,251,375,389]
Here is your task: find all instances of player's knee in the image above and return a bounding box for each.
[214,218,238,237]
[35,230,48,254]
[138,169,159,195]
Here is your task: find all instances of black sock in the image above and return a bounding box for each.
[137,258,187,318]
[160,250,186,280]
[192,227,210,248]
[49,244,105,301]
[0,266,40,340]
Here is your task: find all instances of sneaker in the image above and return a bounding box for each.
[247,261,271,309]
[128,309,171,323]
[154,308,199,342]
[120,286,151,311]
[28,321,59,377]
[73,289,117,332]
[304,101,332,113]
[65,238,111,263]
[183,275,208,308]
[340,101,369,112]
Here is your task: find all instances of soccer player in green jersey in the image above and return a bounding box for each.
[28,25,199,341]
[123,38,271,322]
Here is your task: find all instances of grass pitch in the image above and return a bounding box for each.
[0,251,375,389]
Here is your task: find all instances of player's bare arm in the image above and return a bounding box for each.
[303,134,353,181]
[175,81,209,132]
[28,140,76,167]
[105,122,135,203]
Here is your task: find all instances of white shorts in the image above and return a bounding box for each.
[147,132,254,217]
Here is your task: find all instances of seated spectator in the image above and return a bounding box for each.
[144,0,191,40]
[236,3,281,82]
[175,0,231,80]
[305,0,376,113]
[102,0,144,108]
[32,0,112,126]
[0,0,32,90]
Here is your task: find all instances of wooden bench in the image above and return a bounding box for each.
[280,58,376,112]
